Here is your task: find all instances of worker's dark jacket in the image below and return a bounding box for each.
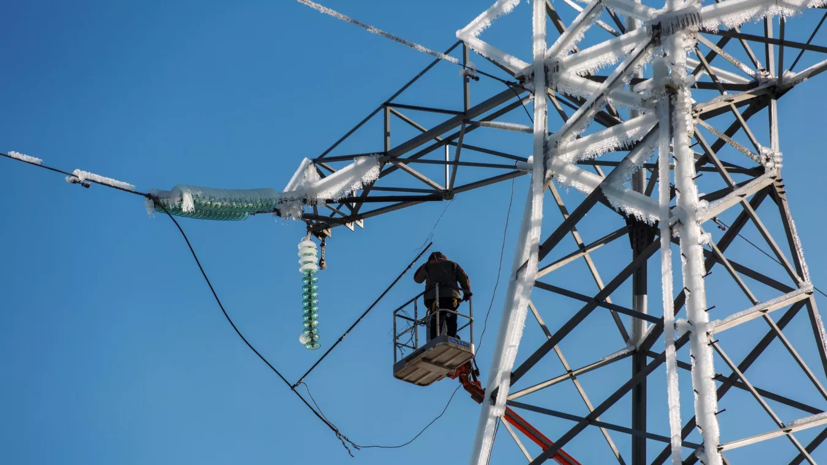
[413,252,471,301]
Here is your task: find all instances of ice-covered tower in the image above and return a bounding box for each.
[154,0,827,462]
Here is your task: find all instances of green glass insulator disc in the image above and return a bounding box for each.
[305,341,321,350]
[302,328,319,337]
[301,285,319,292]
[302,276,318,285]
[302,292,310,299]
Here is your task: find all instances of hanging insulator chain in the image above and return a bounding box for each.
[298,236,321,350]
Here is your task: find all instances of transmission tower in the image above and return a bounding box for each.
[145,0,827,463]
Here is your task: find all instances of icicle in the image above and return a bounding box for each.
[298,237,321,350]
[649,4,703,35]
[699,0,827,31]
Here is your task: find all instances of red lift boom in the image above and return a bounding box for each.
[449,364,581,465]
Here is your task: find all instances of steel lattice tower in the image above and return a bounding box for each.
[296,0,827,463]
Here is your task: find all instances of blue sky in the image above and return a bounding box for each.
[2,1,827,464]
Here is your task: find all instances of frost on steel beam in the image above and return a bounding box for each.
[550,40,654,148]
[555,72,654,110]
[719,413,827,452]
[556,113,657,161]
[545,0,605,60]
[604,0,658,21]
[470,2,547,464]
[654,56,683,465]
[710,285,814,334]
[457,0,529,74]
[554,27,649,76]
[702,171,777,221]
[663,15,722,465]
[699,0,827,31]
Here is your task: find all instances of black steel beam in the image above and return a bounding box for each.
[508,400,703,449]
[513,239,661,384]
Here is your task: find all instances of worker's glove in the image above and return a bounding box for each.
[462,291,472,302]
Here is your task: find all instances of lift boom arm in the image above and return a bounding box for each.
[450,364,581,465]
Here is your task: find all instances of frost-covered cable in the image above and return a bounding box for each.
[654,57,683,465]
[67,169,136,192]
[296,0,460,65]
[470,1,547,464]
[7,150,42,165]
[151,202,360,456]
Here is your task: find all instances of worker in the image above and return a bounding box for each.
[413,251,472,340]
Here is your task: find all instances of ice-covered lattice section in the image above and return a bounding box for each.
[699,0,827,30]
[148,155,381,221]
[456,0,528,74]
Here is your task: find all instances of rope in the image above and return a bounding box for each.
[712,217,827,299]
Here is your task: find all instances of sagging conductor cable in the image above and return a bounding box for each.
[2,151,459,455]
[1,151,363,455]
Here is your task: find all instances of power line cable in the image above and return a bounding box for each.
[2,152,461,454]
[414,200,453,254]
[358,385,462,450]
[153,201,361,455]
[300,380,462,450]
[294,243,433,386]
[712,217,827,299]
[477,177,516,354]
[504,82,534,124]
